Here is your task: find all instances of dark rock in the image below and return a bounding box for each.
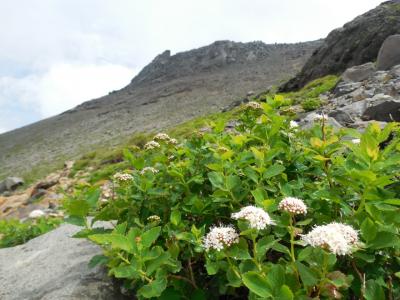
[280,1,400,92]
[328,110,355,125]
[0,177,24,193]
[377,34,400,70]
[341,62,376,82]
[333,82,362,97]
[0,224,127,300]
[362,99,400,122]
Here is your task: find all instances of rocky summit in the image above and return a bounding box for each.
[0,40,319,180]
[280,0,400,92]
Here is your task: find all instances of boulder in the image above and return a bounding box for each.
[0,177,24,193]
[377,34,400,70]
[362,99,400,122]
[333,82,362,97]
[341,62,376,82]
[328,110,355,126]
[0,224,127,300]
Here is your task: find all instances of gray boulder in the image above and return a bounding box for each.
[341,62,375,82]
[362,99,400,122]
[377,34,400,70]
[0,177,24,193]
[328,110,355,126]
[0,224,126,300]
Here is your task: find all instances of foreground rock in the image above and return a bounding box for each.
[0,224,126,300]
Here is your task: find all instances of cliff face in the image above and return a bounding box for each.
[0,40,320,179]
[279,0,400,92]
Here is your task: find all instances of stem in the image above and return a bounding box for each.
[117,253,130,265]
[351,260,365,299]
[169,275,197,289]
[289,216,296,262]
[188,258,198,289]
[251,235,262,271]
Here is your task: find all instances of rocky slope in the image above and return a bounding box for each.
[280,0,400,92]
[0,40,320,180]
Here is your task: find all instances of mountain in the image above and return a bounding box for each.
[0,40,320,179]
[279,0,400,92]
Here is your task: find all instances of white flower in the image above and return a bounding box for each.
[351,139,360,144]
[169,138,178,145]
[231,206,274,230]
[140,167,159,175]
[153,133,170,141]
[278,197,307,215]
[302,222,359,255]
[245,101,263,110]
[113,172,133,182]
[144,141,160,150]
[147,215,161,222]
[29,209,45,219]
[290,120,299,128]
[203,225,239,251]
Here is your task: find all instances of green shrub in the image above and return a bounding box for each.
[301,98,322,111]
[0,217,62,248]
[64,100,400,299]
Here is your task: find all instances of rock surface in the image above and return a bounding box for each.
[377,34,400,70]
[298,63,400,129]
[0,177,24,193]
[280,1,400,91]
[0,224,126,300]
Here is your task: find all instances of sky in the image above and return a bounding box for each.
[0,0,384,134]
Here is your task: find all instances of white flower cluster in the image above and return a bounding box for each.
[231,206,274,230]
[203,225,239,251]
[153,133,178,145]
[245,101,263,110]
[29,209,45,219]
[289,120,299,128]
[314,113,328,121]
[278,197,307,215]
[147,215,161,222]
[302,222,359,255]
[144,140,161,150]
[113,172,133,182]
[140,167,159,175]
[351,138,360,144]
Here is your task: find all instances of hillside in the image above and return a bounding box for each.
[280,0,400,92]
[0,40,320,181]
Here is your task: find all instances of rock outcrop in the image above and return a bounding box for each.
[0,224,126,300]
[280,0,400,92]
[298,63,400,128]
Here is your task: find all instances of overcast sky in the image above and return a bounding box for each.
[0,0,384,133]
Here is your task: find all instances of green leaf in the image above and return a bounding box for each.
[368,231,400,249]
[146,251,172,275]
[277,285,294,300]
[226,266,242,287]
[113,264,136,279]
[208,172,225,190]
[295,261,318,287]
[88,254,108,268]
[256,235,275,260]
[267,264,285,291]
[205,259,219,275]
[251,188,265,204]
[138,271,167,298]
[85,188,101,208]
[141,226,161,248]
[264,164,285,179]
[89,233,132,252]
[360,218,377,242]
[242,271,273,298]
[365,279,385,300]
[64,199,89,217]
[170,211,181,226]
[226,175,241,191]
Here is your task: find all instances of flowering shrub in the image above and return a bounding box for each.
[64,99,400,299]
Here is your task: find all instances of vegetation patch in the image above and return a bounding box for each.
[63,98,400,299]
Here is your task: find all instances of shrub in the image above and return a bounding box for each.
[0,217,62,248]
[64,100,400,299]
[301,98,322,111]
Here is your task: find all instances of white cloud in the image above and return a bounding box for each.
[0,0,384,132]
